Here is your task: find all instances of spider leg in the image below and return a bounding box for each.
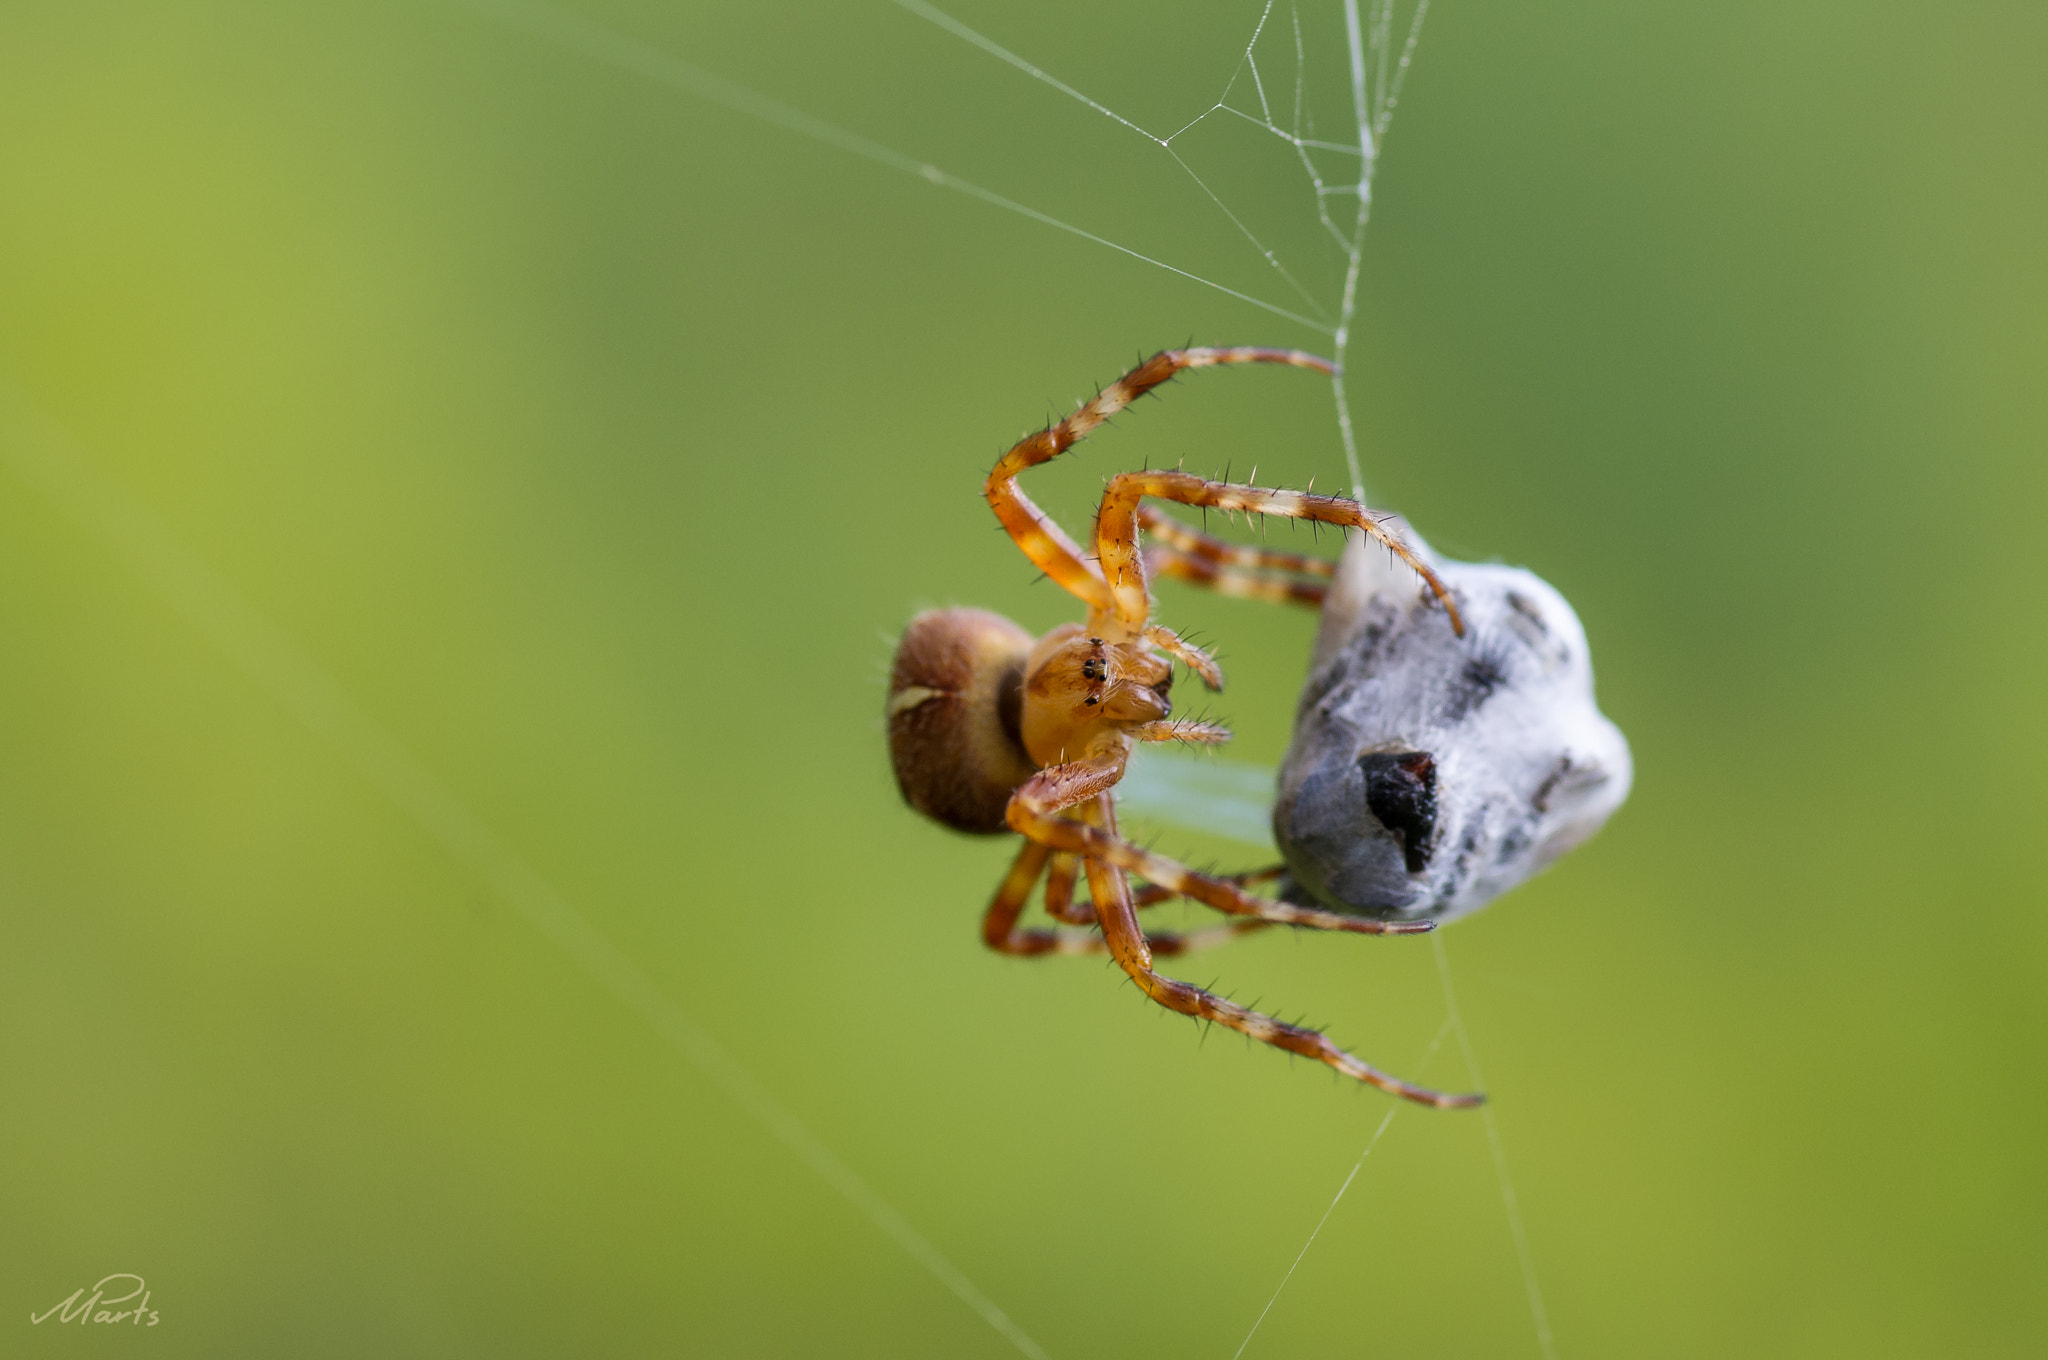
[1081,797,1482,1108]
[1044,851,1090,925]
[1145,548,1330,608]
[1072,799,1268,955]
[1133,864,1285,908]
[1137,504,1339,578]
[982,837,1263,957]
[984,347,1335,619]
[1006,753,1431,937]
[980,839,1072,956]
[1139,499,1334,606]
[1054,852,1285,919]
[1096,473,1462,637]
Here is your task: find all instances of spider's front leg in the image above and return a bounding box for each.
[1145,548,1331,608]
[1078,797,1482,1108]
[1095,473,1464,637]
[1139,504,1334,609]
[982,347,1337,618]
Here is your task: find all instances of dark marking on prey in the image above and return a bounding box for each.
[1359,749,1439,875]
[1442,643,1512,722]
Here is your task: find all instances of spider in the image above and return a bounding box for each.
[886,347,1482,1108]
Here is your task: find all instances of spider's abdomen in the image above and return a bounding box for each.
[887,608,1039,834]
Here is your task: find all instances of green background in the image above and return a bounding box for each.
[4,1,2043,1356]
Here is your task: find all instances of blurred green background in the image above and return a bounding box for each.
[3,1,2043,1355]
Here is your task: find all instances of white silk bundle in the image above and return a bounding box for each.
[1273,522,1632,923]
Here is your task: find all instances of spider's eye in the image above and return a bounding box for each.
[1359,750,1438,875]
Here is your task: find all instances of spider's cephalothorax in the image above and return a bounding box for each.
[886,347,1483,1109]
[890,615,1180,830]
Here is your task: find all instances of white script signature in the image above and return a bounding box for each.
[30,1273,160,1327]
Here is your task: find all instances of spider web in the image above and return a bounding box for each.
[455,0,1427,498]
[890,0,1428,503]
[425,1,1552,1355]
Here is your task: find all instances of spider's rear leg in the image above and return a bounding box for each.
[983,838,1265,957]
[1095,472,1463,636]
[1044,851,1090,925]
[1046,850,1284,923]
[981,839,1070,956]
[1079,803,1481,1108]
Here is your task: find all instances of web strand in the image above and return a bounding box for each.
[893,0,1154,140]
[893,0,1334,320]
[1232,1016,1455,1358]
[893,0,1432,499]
[455,0,1436,488]
[1377,0,1433,143]
[0,391,1055,1360]
[1436,934,1558,1360]
[445,0,1328,333]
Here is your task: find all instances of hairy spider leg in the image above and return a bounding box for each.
[1134,863,1285,908]
[1079,795,1482,1108]
[981,838,1060,954]
[1043,851,1088,924]
[1138,503,1334,607]
[1047,851,1284,924]
[982,837,1264,957]
[983,347,1336,625]
[1135,504,1340,578]
[1005,749,1432,937]
[1095,472,1463,636]
[1145,549,1331,607]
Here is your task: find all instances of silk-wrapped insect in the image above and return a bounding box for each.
[1122,518,1630,922]
[1269,522,1631,924]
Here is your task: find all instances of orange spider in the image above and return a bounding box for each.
[886,347,1480,1107]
